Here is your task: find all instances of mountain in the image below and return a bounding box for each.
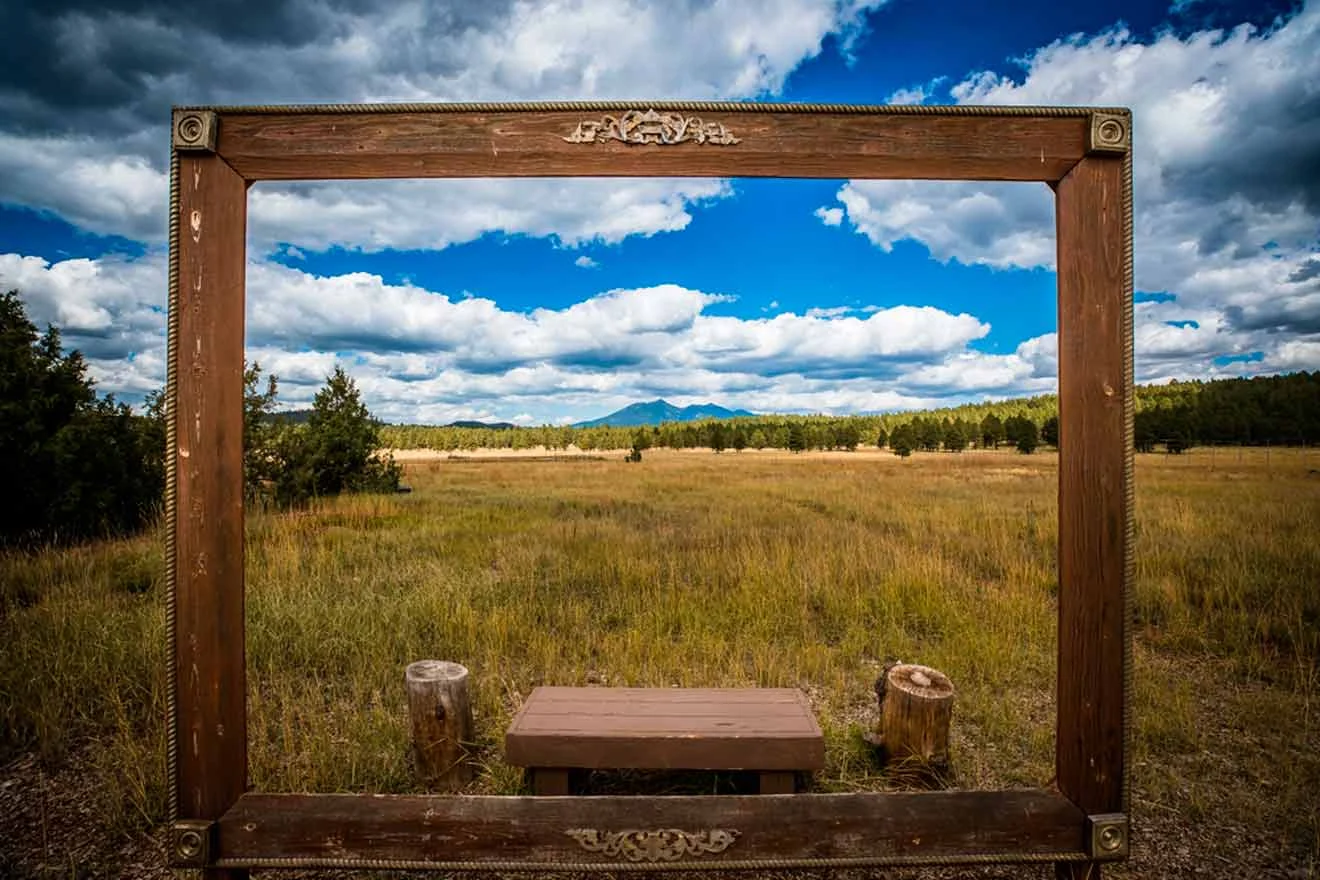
[573,399,756,428]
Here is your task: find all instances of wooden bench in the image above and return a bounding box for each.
[505,686,824,795]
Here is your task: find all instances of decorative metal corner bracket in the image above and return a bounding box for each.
[565,828,741,862]
[173,109,219,152]
[1087,813,1129,860]
[171,819,215,868]
[563,108,741,146]
[1087,112,1130,155]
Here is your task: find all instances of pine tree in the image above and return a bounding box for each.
[1015,420,1040,454]
[1041,415,1059,447]
[943,421,968,453]
[271,366,399,506]
[981,413,1006,448]
[0,290,162,545]
[890,423,915,457]
[787,423,807,453]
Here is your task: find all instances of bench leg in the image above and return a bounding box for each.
[531,768,571,795]
[758,771,796,794]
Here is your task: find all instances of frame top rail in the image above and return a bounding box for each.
[172,102,1130,182]
[173,100,1130,116]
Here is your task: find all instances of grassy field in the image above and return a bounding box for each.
[1,446,1318,877]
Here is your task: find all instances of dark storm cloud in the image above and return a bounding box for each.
[1224,300,1320,334]
[1289,257,1320,283]
[0,0,513,136]
[1159,55,1320,215]
[1195,207,1265,259]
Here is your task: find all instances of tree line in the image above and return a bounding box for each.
[5,285,1317,545]
[381,371,1319,456]
[1,290,397,548]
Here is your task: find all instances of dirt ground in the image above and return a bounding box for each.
[1,745,1313,879]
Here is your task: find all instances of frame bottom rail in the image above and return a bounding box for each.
[214,789,1088,870]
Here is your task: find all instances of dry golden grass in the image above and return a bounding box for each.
[1,445,1317,874]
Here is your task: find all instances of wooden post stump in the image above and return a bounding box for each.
[874,663,955,773]
[405,660,474,791]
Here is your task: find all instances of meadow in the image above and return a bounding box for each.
[1,446,1317,877]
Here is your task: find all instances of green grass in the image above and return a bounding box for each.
[2,446,1317,865]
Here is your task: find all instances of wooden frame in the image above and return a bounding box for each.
[166,102,1133,877]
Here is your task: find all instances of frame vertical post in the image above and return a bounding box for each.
[171,150,250,879]
[1054,153,1132,878]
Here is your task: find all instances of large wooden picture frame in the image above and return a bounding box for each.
[166,102,1133,877]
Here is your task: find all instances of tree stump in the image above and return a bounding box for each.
[874,663,955,771]
[406,660,474,791]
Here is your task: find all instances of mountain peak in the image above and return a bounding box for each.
[573,400,756,428]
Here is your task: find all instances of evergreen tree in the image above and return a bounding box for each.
[890,423,915,457]
[981,413,1006,448]
[915,417,942,452]
[1004,415,1032,448]
[787,423,807,453]
[0,290,162,545]
[1015,420,1040,454]
[271,366,400,506]
[1041,415,1059,447]
[243,362,280,503]
[836,422,861,451]
[943,421,968,453]
[708,422,728,453]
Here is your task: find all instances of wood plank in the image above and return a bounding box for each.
[172,153,249,879]
[758,772,796,794]
[215,110,1088,182]
[512,715,816,735]
[216,790,1088,868]
[527,686,809,702]
[507,733,824,771]
[531,769,570,796]
[507,686,824,770]
[520,703,811,718]
[1055,153,1129,822]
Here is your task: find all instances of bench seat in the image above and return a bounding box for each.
[505,686,825,794]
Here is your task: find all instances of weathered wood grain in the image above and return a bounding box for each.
[506,687,824,771]
[878,663,955,766]
[758,771,797,794]
[172,153,249,879]
[216,790,1088,866]
[1055,155,1130,880]
[405,660,474,791]
[215,110,1088,182]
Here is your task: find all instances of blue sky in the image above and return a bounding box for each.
[0,0,1315,425]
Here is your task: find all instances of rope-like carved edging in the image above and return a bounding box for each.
[164,151,180,825]
[1121,139,1136,819]
[171,101,1126,116]
[215,851,1089,872]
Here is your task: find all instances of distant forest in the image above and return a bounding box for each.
[379,371,1320,455]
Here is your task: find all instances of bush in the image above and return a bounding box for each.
[0,291,163,546]
[267,366,400,507]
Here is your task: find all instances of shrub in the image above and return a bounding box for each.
[267,367,400,507]
[0,291,162,546]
